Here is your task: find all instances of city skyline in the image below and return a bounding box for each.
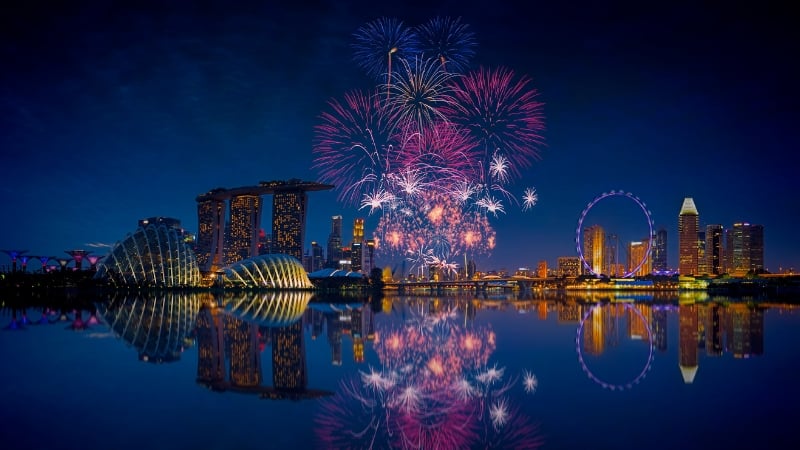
[1,1,798,272]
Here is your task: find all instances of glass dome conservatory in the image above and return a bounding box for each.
[95,224,202,287]
[222,254,312,289]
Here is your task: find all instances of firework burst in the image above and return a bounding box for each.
[352,17,420,82]
[447,66,545,181]
[312,89,400,205]
[522,187,539,211]
[416,16,477,73]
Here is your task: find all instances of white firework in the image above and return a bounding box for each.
[476,364,505,385]
[451,378,475,401]
[489,398,510,429]
[392,385,423,414]
[522,187,538,211]
[360,189,396,214]
[476,195,505,216]
[522,370,538,394]
[449,179,478,204]
[361,367,394,391]
[392,168,426,198]
[489,151,510,184]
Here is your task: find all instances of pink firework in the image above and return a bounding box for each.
[312,89,400,205]
[394,121,481,191]
[446,66,545,182]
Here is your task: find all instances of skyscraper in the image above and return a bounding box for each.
[652,227,668,272]
[352,218,364,245]
[728,222,765,274]
[705,224,723,275]
[196,195,226,272]
[272,188,308,262]
[697,230,707,275]
[678,198,700,276]
[628,240,651,276]
[583,225,604,275]
[326,215,343,268]
[557,256,581,277]
[227,194,262,265]
[310,241,324,272]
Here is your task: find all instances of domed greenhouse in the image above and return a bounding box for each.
[95,224,202,287]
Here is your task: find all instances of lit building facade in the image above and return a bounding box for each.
[652,228,668,272]
[678,198,700,276]
[196,195,226,272]
[583,225,604,275]
[728,222,765,274]
[557,256,581,277]
[326,215,343,268]
[537,260,547,278]
[196,180,333,274]
[310,241,324,272]
[227,194,262,265]
[705,224,724,275]
[627,240,651,276]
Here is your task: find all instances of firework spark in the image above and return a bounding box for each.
[522,187,539,211]
[523,370,538,394]
[352,17,420,81]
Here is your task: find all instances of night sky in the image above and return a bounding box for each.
[1,1,798,272]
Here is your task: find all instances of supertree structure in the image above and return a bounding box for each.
[1,250,28,273]
[65,250,91,271]
[313,17,545,274]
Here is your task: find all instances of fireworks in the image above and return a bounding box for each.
[522,187,539,211]
[416,16,477,73]
[315,305,542,449]
[352,17,420,82]
[314,16,546,272]
[523,370,538,394]
[448,66,545,180]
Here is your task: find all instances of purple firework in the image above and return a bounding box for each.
[416,16,477,74]
[312,89,400,205]
[446,66,545,182]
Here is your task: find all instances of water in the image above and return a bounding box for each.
[1,290,798,449]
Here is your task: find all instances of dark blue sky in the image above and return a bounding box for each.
[1,1,798,272]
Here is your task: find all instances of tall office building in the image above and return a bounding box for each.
[196,195,226,272]
[352,218,364,245]
[557,256,581,277]
[310,241,324,272]
[326,215,343,268]
[652,228,668,272]
[364,239,376,275]
[705,224,724,275]
[583,225,604,275]
[604,233,620,276]
[537,260,548,278]
[272,189,308,262]
[728,222,764,274]
[678,198,700,276]
[697,230,707,275]
[628,240,651,276]
[227,194,263,265]
[351,242,363,273]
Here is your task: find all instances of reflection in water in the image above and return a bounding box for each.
[96,292,201,363]
[577,303,655,390]
[315,301,542,449]
[195,292,333,401]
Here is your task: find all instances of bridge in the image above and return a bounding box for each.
[385,276,545,295]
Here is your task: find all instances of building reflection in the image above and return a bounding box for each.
[96,292,201,363]
[195,291,333,400]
